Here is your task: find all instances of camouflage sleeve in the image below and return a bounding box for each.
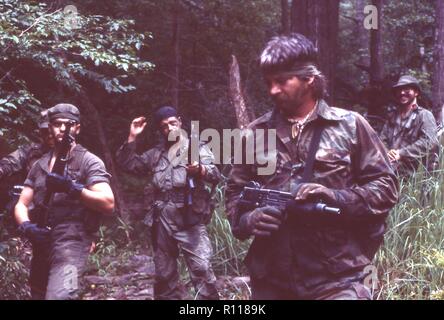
[379,122,390,148]
[115,141,153,175]
[334,114,399,219]
[199,144,221,184]
[398,110,438,160]
[0,144,32,180]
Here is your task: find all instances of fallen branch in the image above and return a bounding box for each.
[228,55,252,129]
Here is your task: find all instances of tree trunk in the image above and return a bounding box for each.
[281,0,290,35]
[172,0,180,109]
[370,0,383,84]
[290,0,340,103]
[433,0,444,120]
[290,0,309,37]
[76,93,130,222]
[228,55,253,129]
[356,0,370,68]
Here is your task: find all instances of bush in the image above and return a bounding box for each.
[0,211,30,299]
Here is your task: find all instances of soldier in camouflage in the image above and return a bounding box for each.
[0,111,53,208]
[15,104,115,300]
[225,34,399,300]
[116,106,220,300]
[380,75,439,176]
[0,111,54,299]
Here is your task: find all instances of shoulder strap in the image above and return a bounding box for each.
[70,145,89,180]
[301,121,326,183]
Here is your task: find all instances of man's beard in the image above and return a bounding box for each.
[398,95,415,107]
[274,89,307,115]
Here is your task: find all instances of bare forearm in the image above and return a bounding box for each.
[80,188,115,215]
[15,202,31,225]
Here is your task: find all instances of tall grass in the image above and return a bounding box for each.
[207,182,250,276]
[376,163,444,299]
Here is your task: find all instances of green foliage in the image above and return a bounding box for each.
[0,0,154,145]
[87,217,150,275]
[375,162,444,300]
[338,0,435,109]
[383,0,435,102]
[2,0,444,300]
[75,0,280,133]
[207,180,250,276]
[0,237,30,299]
[0,88,40,145]
[383,0,435,73]
[0,210,30,299]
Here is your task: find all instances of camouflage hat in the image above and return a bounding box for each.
[38,110,49,129]
[392,75,421,93]
[48,103,80,123]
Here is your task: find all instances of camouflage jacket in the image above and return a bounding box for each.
[116,139,221,230]
[0,143,49,209]
[380,105,438,175]
[0,143,48,181]
[225,100,399,294]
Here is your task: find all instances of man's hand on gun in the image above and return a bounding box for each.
[237,182,342,238]
[295,183,337,203]
[186,161,205,177]
[18,221,50,245]
[46,172,84,200]
[240,206,284,237]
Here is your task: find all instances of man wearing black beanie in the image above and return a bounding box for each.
[116,106,220,300]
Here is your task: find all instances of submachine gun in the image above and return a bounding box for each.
[238,181,341,219]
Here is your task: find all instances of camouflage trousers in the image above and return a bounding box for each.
[152,221,219,300]
[250,277,372,300]
[29,222,92,300]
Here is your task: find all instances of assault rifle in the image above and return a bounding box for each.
[184,134,199,226]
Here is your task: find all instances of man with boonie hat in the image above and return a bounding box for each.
[381,75,438,175]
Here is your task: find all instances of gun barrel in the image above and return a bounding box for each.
[188,177,195,189]
[316,203,341,215]
[286,201,341,216]
[240,183,342,216]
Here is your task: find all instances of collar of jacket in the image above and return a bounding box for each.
[308,99,344,122]
[252,99,343,129]
[388,104,421,126]
[38,144,87,173]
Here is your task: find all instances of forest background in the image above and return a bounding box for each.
[1,0,444,300]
